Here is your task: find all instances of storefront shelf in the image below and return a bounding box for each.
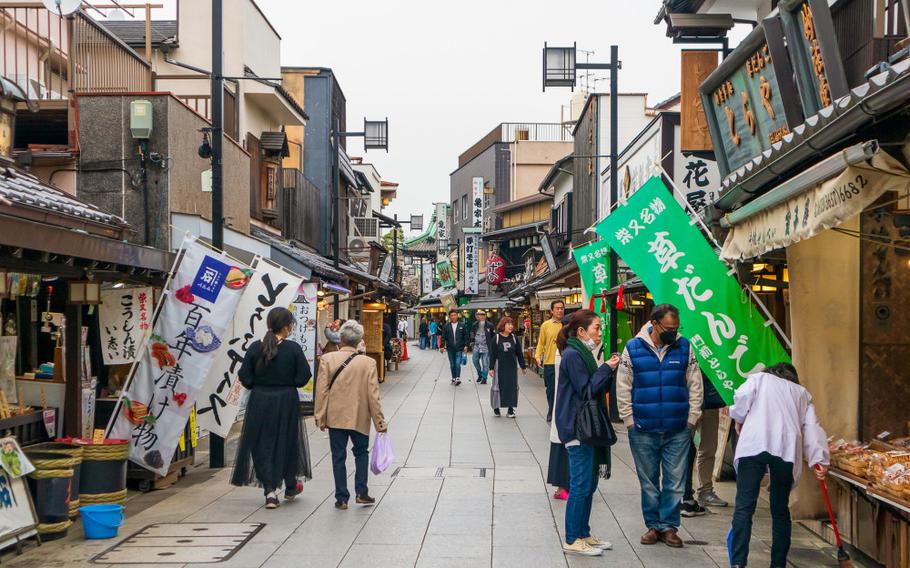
[0,411,51,447]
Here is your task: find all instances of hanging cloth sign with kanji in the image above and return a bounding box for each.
[595,176,790,404]
[108,237,246,475]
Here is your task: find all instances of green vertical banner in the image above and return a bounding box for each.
[572,241,613,348]
[595,177,789,404]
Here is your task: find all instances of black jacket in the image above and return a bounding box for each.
[440,321,469,351]
[470,320,496,350]
[418,322,429,337]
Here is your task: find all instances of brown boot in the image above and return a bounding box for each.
[660,529,684,548]
[640,528,660,545]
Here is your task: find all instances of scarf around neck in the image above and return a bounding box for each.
[567,337,598,375]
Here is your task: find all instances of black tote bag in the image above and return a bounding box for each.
[575,383,617,447]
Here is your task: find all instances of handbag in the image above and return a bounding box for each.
[575,382,617,447]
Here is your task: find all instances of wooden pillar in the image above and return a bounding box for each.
[63,303,82,437]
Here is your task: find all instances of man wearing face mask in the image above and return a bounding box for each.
[616,304,703,549]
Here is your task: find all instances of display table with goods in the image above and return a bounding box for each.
[826,436,910,567]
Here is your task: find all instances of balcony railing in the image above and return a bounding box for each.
[459,122,573,167]
[0,5,151,100]
[280,168,323,251]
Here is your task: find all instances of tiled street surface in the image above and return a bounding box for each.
[2,346,868,568]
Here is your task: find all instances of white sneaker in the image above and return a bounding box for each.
[583,536,613,550]
[562,539,603,556]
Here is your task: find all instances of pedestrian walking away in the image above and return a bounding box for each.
[418,318,429,350]
[536,300,565,422]
[728,362,829,568]
[554,309,619,557]
[428,318,438,350]
[471,309,495,384]
[681,372,729,518]
[488,316,526,417]
[440,309,469,385]
[315,320,388,510]
[617,304,703,548]
[230,307,313,509]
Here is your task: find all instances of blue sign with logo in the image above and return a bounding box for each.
[191,255,231,303]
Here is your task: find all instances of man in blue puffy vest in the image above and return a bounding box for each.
[617,303,703,549]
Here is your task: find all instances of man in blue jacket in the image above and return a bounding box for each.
[617,304,703,549]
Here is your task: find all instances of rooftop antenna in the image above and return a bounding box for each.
[578,48,595,91]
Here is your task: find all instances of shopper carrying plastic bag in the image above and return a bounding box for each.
[370,432,394,475]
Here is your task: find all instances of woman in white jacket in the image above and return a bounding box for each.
[728,362,829,568]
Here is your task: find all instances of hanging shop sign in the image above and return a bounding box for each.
[471,177,484,230]
[487,253,506,285]
[721,151,910,260]
[573,241,612,305]
[0,337,16,405]
[699,17,802,176]
[421,261,434,293]
[197,258,303,438]
[99,287,153,365]
[435,202,449,250]
[108,237,245,475]
[596,177,790,404]
[289,283,318,403]
[540,232,557,274]
[778,0,848,117]
[681,51,719,153]
[379,255,393,284]
[463,231,480,295]
[436,259,455,289]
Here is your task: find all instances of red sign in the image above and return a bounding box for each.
[487,254,506,285]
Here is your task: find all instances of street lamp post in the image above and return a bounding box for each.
[543,42,621,416]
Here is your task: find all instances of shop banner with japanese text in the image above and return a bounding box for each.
[289,283,318,403]
[99,287,153,365]
[108,238,246,475]
[197,258,303,438]
[572,241,613,346]
[464,232,479,295]
[436,259,455,289]
[595,177,789,403]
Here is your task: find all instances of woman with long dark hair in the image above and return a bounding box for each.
[488,316,526,418]
[231,307,313,509]
[554,309,620,557]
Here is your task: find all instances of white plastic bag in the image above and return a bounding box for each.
[370,432,394,475]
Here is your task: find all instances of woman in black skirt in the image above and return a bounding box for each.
[488,316,526,418]
[231,307,312,509]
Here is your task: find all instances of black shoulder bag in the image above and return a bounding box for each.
[576,381,617,447]
[327,353,359,390]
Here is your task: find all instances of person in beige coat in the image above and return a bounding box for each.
[315,320,387,510]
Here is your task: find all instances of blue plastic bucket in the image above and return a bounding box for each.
[79,504,124,539]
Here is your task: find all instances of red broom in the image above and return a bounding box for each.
[817,465,855,568]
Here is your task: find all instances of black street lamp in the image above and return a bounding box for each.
[542,42,622,417]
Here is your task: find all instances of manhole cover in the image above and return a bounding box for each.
[92,522,264,564]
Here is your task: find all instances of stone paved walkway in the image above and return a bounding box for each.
[2,345,870,568]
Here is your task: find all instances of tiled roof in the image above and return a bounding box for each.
[260,131,289,156]
[250,226,346,281]
[0,165,128,228]
[99,20,178,48]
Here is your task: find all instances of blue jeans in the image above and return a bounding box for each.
[419,336,428,350]
[472,351,489,380]
[628,428,691,532]
[565,443,598,544]
[329,428,369,503]
[446,349,462,379]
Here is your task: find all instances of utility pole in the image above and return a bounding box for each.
[607,45,620,419]
[209,0,225,469]
[392,214,399,285]
[332,119,342,320]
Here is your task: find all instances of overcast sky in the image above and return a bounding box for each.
[121,1,749,236]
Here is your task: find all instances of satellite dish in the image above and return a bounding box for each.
[42,0,81,16]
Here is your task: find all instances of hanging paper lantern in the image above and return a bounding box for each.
[487,253,506,285]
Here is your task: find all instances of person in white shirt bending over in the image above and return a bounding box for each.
[728,362,830,568]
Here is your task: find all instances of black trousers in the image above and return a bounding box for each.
[730,452,794,567]
[543,364,555,417]
[329,428,369,504]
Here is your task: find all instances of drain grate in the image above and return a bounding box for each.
[684,540,710,546]
[92,522,264,564]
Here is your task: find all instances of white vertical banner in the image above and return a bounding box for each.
[196,258,304,438]
[108,238,247,475]
[463,232,479,295]
[471,177,484,230]
[289,283,318,402]
[421,261,433,293]
[435,202,448,250]
[99,287,153,365]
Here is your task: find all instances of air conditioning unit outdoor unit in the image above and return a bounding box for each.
[353,217,379,239]
[348,236,370,256]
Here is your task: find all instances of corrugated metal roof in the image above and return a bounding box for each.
[0,165,128,228]
[717,57,910,210]
[99,20,178,48]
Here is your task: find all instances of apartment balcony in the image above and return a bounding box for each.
[458,122,573,167]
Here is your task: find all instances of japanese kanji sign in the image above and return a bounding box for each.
[421,261,434,293]
[596,177,790,403]
[573,240,612,306]
[289,283,318,403]
[99,287,153,365]
[464,231,479,295]
[436,258,455,289]
[197,258,303,438]
[108,238,245,475]
[471,177,484,230]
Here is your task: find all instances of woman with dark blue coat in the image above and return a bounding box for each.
[554,309,620,557]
